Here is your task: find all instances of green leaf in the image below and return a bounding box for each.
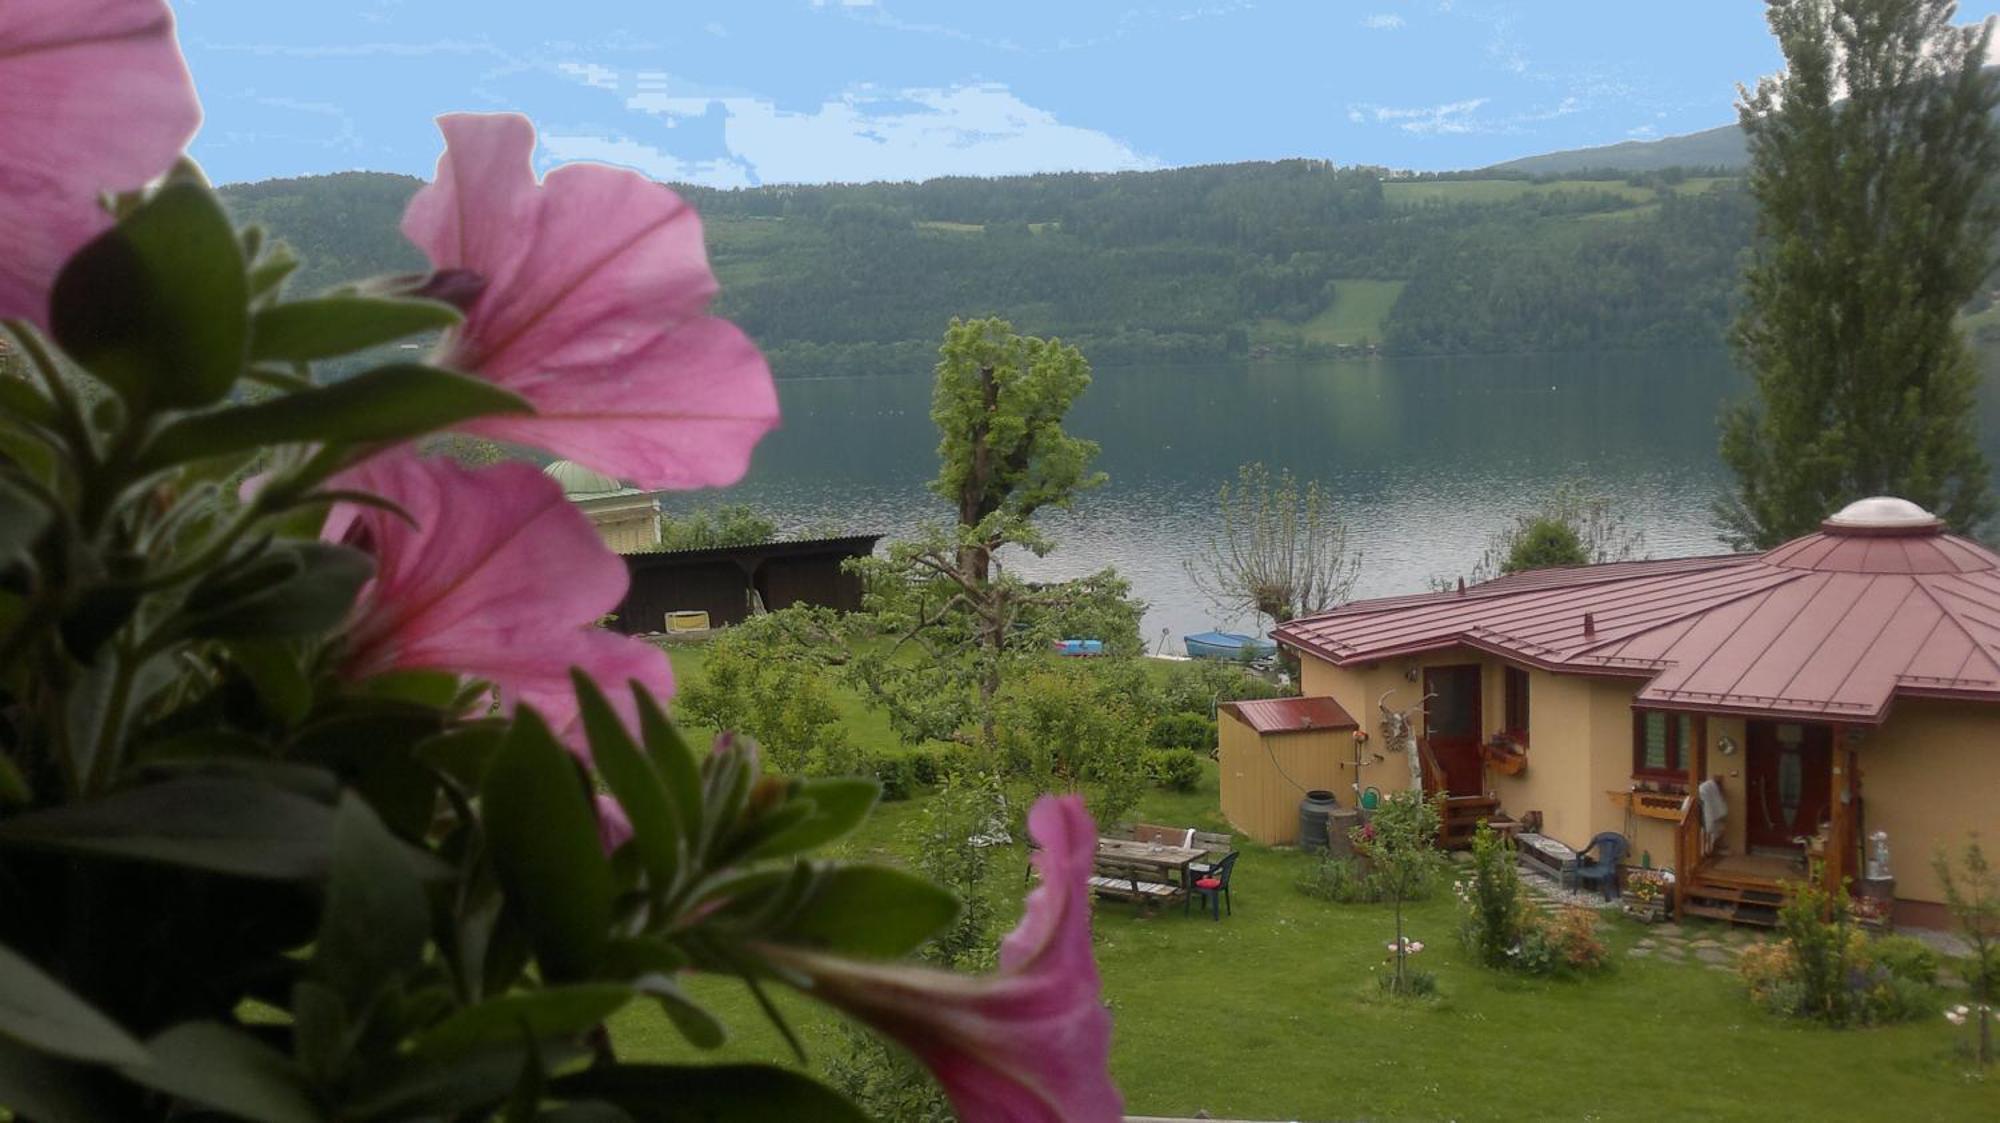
[315,794,430,1006]
[140,363,527,469]
[0,477,48,561]
[481,710,612,982]
[540,1103,637,1123]
[49,181,248,412]
[230,638,313,726]
[250,295,459,362]
[416,724,507,790]
[408,985,632,1060]
[0,1035,120,1122]
[120,1022,318,1123]
[741,779,879,861]
[574,673,682,892]
[769,865,958,959]
[0,777,335,879]
[633,975,725,1050]
[635,686,704,857]
[180,540,373,641]
[0,942,149,1067]
[551,1064,869,1123]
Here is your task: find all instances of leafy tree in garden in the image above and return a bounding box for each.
[1934,835,1999,1066]
[1187,462,1360,628]
[995,664,1149,827]
[1356,792,1447,997]
[1444,483,1645,587]
[655,502,779,550]
[673,613,862,777]
[1720,0,2000,546]
[851,317,1141,747]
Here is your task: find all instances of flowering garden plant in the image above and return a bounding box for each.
[0,3,1118,1120]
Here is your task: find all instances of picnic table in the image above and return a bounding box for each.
[1089,836,1208,912]
[1096,836,1205,883]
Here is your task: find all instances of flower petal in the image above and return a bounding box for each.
[759,795,1120,1123]
[0,0,201,326]
[326,450,671,739]
[401,113,778,489]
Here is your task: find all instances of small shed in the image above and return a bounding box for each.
[1216,696,1360,845]
[613,535,882,634]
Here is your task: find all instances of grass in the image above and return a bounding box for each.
[1253,279,1407,350]
[621,648,2000,1120]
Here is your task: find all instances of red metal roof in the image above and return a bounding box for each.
[1218,696,1360,734]
[1274,500,2000,724]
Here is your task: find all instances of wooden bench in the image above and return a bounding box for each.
[1133,823,1195,847]
[1514,831,1578,880]
[1189,830,1233,878]
[1089,859,1183,912]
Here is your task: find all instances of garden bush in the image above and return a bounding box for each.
[1297,856,1388,903]
[1148,711,1216,751]
[1869,934,1941,986]
[1458,822,1529,967]
[1739,879,1941,1025]
[1143,748,1203,791]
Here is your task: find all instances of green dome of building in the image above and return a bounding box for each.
[543,460,634,498]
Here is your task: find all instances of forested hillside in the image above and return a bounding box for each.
[218,161,1759,376]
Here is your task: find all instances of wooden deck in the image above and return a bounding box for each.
[1680,853,1806,927]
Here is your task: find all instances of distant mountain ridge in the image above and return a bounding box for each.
[1488,123,1748,176]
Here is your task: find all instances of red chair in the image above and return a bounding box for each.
[1187,851,1239,920]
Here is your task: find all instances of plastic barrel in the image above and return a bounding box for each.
[1298,790,1339,852]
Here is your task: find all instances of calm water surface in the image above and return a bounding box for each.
[670,350,2000,646]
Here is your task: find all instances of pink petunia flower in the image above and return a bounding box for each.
[594,794,634,855]
[323,449,671,746]
[0,0,201,326]
[760,795,1122,1123]
[400,113,779,490]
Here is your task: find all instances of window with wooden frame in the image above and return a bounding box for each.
[1503,666,1530,742]
[1633,710,1702,780]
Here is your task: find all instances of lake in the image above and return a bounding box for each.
[668,349,2000,648]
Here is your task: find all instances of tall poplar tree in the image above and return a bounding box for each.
[1720,0,2000,547]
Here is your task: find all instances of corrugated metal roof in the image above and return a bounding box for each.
[1275,509,2000,724]
[1218,696,1360,734]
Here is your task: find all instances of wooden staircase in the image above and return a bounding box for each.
[1679,872,1787,927]
[1439,794,1502,850]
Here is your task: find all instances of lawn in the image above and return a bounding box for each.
[1254,278,1407,350]
[619,647,2000,1121]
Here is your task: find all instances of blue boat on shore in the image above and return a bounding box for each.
[1183,630,1278,661]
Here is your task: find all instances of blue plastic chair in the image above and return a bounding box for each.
[1188,851,1239,920]
[1571,832,1629,899]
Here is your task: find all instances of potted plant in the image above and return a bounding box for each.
[1621,868,1673,922]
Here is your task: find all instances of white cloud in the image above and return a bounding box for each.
[1356,97,1491,135]
[537,133,755,188]
[1361,14,1404,31]
[1626,124,1658,139]
[605,80,1157,185]
[558,61,618,90]
[704,22,728,38]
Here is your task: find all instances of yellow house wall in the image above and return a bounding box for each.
[1217,712,1350,844]
[1855,700,2000,905]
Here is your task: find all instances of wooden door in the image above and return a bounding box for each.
[1423,665,1485,797]
[1745,721,1832,852]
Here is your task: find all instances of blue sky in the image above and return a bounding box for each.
[177,0,2000,186]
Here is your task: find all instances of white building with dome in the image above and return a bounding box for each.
[542,460,661,554]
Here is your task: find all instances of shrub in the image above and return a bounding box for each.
[1148,711,1215,751]
[1377,966,1438,999]
[1742,879,1941,1025]
[1776,878,1857,1024]
[1869,935,1940,986]
[1297,856,1387,903]
[1459,822,1529,968]
[866,753,922,801]
[1143,748,1203,791]
[1537,906,1609,972]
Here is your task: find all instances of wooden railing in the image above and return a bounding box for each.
[1672,794,1702,921]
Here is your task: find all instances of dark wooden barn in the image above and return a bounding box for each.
[611,535,882,634]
